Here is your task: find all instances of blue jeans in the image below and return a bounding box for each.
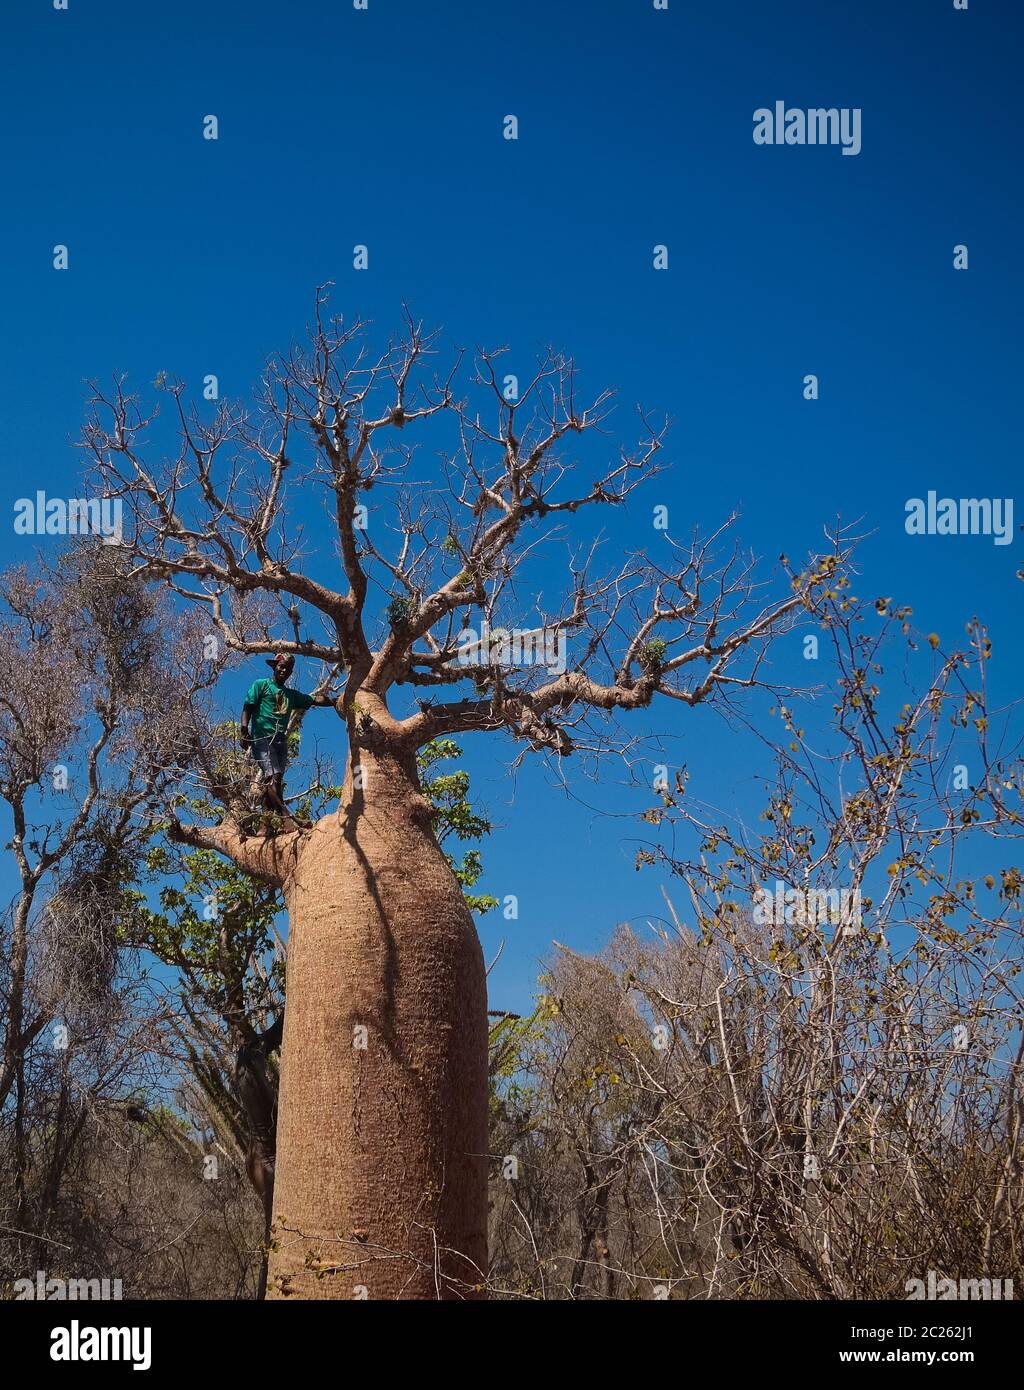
[251,733,288,782]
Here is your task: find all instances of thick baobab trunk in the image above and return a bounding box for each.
[266,744,489,1299]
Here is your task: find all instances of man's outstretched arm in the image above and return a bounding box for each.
[294,689,333,712]
[284,690,331,739]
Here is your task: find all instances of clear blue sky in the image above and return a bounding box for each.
[1,0,1020,1012]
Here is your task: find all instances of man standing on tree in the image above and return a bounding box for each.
[239,654,333,824]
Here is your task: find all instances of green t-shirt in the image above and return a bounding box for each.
[244,678,315,737]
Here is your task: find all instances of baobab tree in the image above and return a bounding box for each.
[135,735,497,1299]
[83,290,833,1299]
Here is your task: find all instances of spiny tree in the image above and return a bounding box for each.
[622,583,1024,1298]
[83,290,833,1298]
[0,544,209,1279]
